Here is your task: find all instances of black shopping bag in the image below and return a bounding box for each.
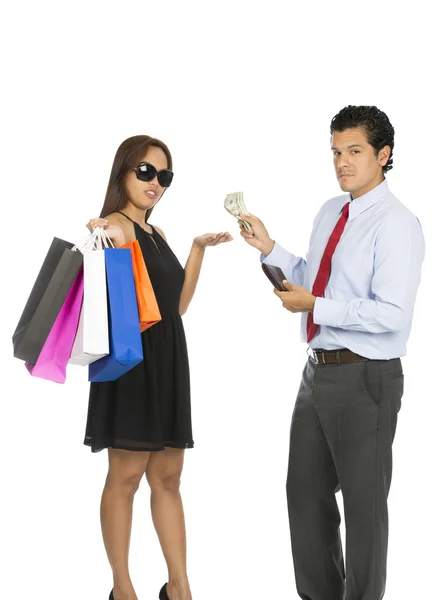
[12,237,84,363]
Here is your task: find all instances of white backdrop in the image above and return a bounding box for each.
[1,2,440,599]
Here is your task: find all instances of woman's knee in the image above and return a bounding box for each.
[106,449,150,497]
[106,470,144,497]
[146,469,182,493]
[145,448,184,493]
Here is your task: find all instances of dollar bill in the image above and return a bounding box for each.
[224,192,253,232]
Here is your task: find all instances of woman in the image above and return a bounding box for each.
[85,135,232,600]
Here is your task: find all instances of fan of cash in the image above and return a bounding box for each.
[224,192,253,232]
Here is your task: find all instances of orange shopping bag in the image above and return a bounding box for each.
[122,240,162,331]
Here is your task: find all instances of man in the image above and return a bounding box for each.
[239,105,425,600]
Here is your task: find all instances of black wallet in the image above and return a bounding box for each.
[261,263,287,292]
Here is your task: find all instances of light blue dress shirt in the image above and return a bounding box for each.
[260,179,425,359]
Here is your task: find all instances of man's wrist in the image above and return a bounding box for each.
[262,239,275,257]
[309,295,317,312]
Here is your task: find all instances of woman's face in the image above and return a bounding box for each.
[125,145,169,211]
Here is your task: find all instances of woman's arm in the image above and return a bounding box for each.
[179,242,206,316]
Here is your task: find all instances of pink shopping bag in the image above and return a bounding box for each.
[25,266,84,383]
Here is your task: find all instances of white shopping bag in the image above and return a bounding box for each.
[69,229,110,366]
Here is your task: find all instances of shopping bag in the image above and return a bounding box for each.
[122,239,162,331]
[88,247,143,382]
[12,237,84,363]
[25,266,84,383]
[70,230,109,365]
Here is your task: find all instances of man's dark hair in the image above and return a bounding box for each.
[330,105,395,173]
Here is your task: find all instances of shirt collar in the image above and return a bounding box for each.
[341,178,389,221]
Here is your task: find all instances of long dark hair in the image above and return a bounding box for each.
[330,105,395,173]
[99,135,173,222]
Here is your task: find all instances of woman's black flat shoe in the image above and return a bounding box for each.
[159,583,170,600]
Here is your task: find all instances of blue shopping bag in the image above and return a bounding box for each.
[89,248,143,382]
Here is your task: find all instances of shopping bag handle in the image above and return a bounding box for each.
[72,227,115,254]
[72,227,103,253]
[96,228,115,249]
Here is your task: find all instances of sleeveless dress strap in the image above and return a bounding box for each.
[115,210,136,224]
[115,210,156,237]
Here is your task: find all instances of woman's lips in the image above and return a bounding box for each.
[145,190,157,199]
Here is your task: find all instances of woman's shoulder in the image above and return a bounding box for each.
[105,212,135,241]
[106,212,135,232]
[105,211,128,225]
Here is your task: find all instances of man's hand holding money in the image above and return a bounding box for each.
[238,213,275,256]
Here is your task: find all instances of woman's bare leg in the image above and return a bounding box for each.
[146,448,191,600]
[101,448,151,600]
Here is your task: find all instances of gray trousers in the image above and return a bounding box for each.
[286,355,404,600]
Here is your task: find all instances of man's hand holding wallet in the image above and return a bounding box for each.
[273,281,317,313]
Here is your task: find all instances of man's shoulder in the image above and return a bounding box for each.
[383,189,422,230]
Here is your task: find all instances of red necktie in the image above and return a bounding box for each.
[306,202,350,343]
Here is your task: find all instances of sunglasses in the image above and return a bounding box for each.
[132,162,174,188]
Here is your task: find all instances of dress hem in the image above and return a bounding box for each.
[83,440,195,454]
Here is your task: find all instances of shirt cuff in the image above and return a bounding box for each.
[313,297,347,327]
[260,242,291,265]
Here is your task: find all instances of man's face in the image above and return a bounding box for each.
[331,127,390,199]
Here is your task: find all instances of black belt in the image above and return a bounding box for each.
[309,348,369,365]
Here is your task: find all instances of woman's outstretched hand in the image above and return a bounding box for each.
[193,232,233,249]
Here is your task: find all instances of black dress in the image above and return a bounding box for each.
[84,212,194,453]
